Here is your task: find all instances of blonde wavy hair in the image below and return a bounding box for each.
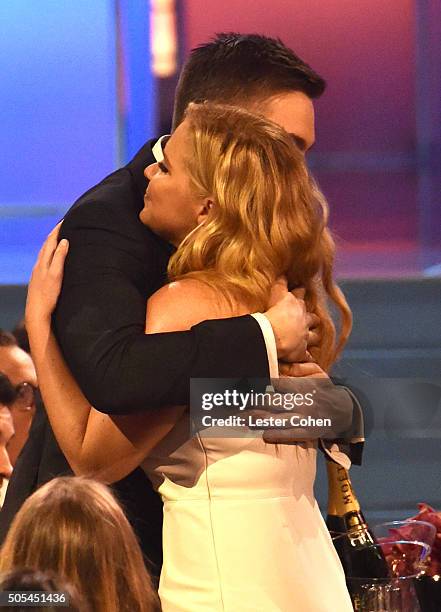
[0,477,158,612]
[168,102,352,371]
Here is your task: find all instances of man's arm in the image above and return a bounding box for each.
[54,200,270,414]
[25,232,308,484]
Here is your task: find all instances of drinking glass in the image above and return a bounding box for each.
[331,533,430,611]
[371,520,436,550]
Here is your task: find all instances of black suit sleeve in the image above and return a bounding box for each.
[54,197,270,414]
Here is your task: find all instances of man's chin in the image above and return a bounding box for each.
[139,208,149,227]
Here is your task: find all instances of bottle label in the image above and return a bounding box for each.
[326,460,361,515]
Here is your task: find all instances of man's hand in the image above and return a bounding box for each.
[278,362,328,378]
[264,278,320,362]
[262,361,353,445]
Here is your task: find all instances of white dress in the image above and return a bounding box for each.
[142,412,352,612]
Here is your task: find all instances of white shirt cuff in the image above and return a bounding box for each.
[251,313,279,379]
[0,478,9,508]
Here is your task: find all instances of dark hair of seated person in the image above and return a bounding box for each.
[12,320,30,354]
[0,372,17,406]
[0,568,89,611]
[0,330,17,348]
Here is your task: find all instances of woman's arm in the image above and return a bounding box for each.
[26,230,248,483]
[28,324,184,483]
[26,229,184,483]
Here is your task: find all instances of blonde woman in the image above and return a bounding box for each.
[0,477,158,612]
[25,103,353,611]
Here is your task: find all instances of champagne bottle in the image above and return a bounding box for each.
[325,458,390,609]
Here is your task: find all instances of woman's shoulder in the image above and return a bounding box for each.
[151,278,221,305]
[146,279,248,333]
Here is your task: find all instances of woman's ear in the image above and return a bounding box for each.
[196,198,213,225]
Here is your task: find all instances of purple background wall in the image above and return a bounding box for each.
[1,1,439,282]
[183,0,440,276]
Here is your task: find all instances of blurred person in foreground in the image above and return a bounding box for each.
[0,568,89,612]
[26,102,354,611]
[1,33,363,575]
[0,477,158,612]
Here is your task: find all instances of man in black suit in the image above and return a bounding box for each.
[0,34,327,573]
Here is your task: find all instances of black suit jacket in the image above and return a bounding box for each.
[0,140,270,574]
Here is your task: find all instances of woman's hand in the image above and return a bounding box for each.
[25,223,69,328]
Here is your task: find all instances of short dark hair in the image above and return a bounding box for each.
[173,32,326,127]
[0,372,16,406]
[0,329,17,348]
[12,319,30,353]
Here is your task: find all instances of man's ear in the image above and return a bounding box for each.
[196,198,213,225]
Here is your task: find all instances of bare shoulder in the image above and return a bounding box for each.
[145,279,250,333]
